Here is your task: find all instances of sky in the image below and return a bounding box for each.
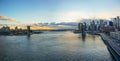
[0,0,120,25]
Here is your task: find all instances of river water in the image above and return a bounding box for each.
[0,31,114,61]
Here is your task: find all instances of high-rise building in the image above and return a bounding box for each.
[117,16,120,30]
[109,21,113,26]
[100,20,104,28]
[96,21,100,31]
[99,20,105,32]
[114,16,120,30]
[92,20,95,31]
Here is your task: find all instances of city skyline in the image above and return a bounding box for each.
[0,0,120,25]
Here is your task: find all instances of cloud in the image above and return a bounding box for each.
[0,16,19,23]
[0,16,8,20]
[31,22,78,29]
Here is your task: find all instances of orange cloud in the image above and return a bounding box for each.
[0,16,8,20]
[0,16,19,23]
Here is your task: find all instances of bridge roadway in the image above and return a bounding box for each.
[100,33,120,61]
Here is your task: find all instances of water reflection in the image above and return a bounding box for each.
[82,34,86,41]
[27,35,31,40]
[78,33,86,41]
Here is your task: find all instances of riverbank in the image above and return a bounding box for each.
[100,33,120,61]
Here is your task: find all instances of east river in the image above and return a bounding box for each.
[0,31,114,61]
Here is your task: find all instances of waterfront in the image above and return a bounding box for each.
[0,31,114,61]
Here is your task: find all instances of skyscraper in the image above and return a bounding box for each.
[114,16,120,30]
[117,16,120,30]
